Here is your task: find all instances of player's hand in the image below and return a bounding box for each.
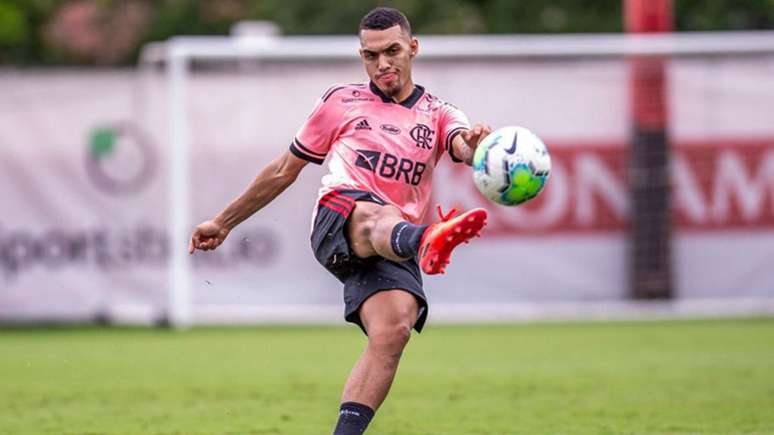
[189,220,230,254]
[461,123,492,151]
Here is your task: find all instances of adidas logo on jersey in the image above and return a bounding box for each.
[355,119,372,130]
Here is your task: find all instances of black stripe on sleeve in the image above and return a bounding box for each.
[289,141,325,165]
[446,127,467,163]
[293,138,326,158]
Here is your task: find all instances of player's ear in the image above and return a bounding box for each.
[409,37,419,58]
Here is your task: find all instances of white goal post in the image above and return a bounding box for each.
[139,29,774,328]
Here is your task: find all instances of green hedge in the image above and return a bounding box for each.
[1,0,772,65]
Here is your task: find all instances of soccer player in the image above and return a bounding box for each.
[189,7,491,434]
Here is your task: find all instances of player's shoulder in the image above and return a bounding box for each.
[319,82,370,103]
[417,89,462,114]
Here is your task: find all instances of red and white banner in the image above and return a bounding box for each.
[1,58,773,324]
[437,139,774,235]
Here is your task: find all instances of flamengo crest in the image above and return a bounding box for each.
[410,123,434,149]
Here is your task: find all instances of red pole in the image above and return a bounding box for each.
[625,0,673,33]
[626,0,672,129]
[624,0,674,299]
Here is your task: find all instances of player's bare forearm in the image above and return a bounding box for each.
[451,138,476,166]
[214,151,308,230]
[190,150,308,253]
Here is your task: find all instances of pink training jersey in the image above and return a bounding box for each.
[290,81,470,223]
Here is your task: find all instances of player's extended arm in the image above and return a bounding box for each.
[451,123,492,166]
[188,150,309,253]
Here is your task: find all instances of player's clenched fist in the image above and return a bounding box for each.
[189,220,230,254]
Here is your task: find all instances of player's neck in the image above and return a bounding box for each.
[392,80,416,104]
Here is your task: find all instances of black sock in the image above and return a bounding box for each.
[333,402,375,435]
[390,221,428,259]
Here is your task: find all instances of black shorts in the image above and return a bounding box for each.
[310,189,428,334]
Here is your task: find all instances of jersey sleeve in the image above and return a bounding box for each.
[290,86,347,165]
[438,103,470,163]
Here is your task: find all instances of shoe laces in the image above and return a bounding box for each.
[435,204,458,222]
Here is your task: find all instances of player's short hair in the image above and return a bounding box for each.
[359,7,412,36]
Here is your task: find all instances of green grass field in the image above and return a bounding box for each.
[1,318,773,434]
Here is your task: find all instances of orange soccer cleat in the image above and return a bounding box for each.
[418,205,488,275]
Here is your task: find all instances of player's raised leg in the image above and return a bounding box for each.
[333,290,419,435]
[347,201,424,262]
[348,201,488,274]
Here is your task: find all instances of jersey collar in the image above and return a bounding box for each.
[369,81,425,109]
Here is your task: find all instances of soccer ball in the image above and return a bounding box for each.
[472,126,551,206]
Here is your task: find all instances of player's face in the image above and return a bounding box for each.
[359,25,418,99]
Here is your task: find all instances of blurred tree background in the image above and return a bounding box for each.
[0,0,772,65]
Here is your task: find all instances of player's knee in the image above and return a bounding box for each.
[367,321,412,356]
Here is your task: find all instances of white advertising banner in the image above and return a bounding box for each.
[1,56,774,324]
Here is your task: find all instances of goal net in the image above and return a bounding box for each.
[137,30,774,326]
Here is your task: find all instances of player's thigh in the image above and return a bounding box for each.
[347,201,402,258]
[359,289,420,339]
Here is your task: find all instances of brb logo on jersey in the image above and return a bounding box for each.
[355,149,427,186]
[410,123,434,149]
